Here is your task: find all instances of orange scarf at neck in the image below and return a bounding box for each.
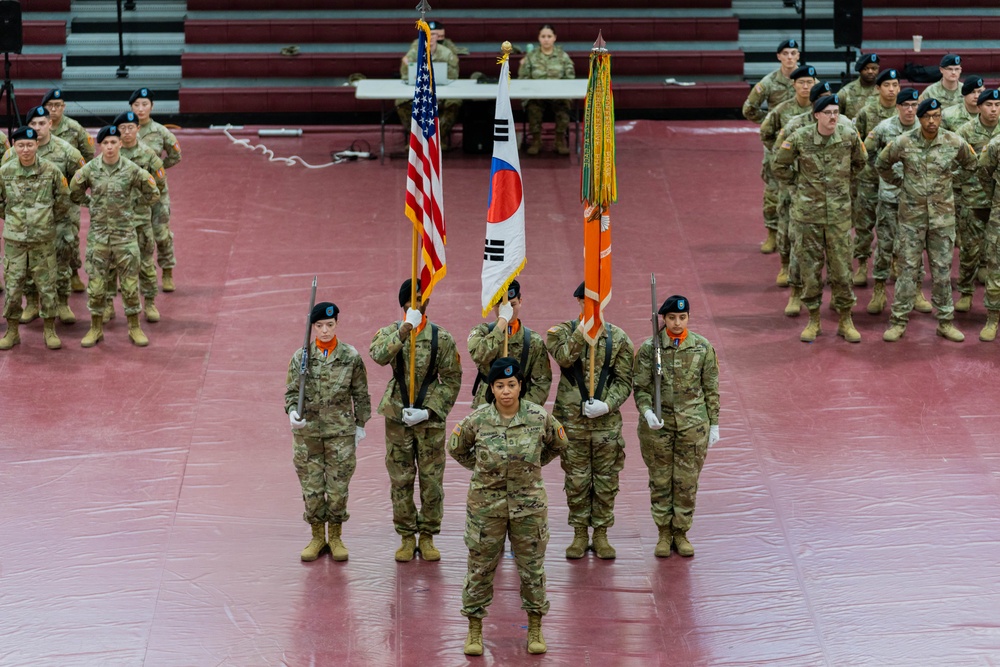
[666,329,688,347]
[315,336,338,356]
[507,319,521,336]
[414,315,428,335]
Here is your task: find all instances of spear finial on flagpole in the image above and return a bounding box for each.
[592,30,607,52]
[416,0,431,21]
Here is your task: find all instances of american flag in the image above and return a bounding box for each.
[404,20,447,302]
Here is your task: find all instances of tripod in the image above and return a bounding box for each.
[1,51,19,139]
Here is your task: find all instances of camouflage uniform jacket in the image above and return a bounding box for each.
[942,104,976,132]
[920,81,963,108]
[2,135,85,180]
[69,156,160,244]
[468,321,552,408]
[51,115,95,161]
[518,46,575,80]
[285,340,371,438]
[448,400,568,518]
[839,78,878,119]
[120,142,167,225]
[955,117,999,208]
[854,97,898,183]
[760,97,812,151]
[369,320,462,425]
[138,120,182,169]
[400,42,459,80]
[866,116,915,203]
[634,330,720,431]
[0,157,70,243]
[875,128,978,227]
[545,320,634,431]
[0,131,7,153]
[742,68,795,124]
[976,133,1000,204]
[772,122,868,224]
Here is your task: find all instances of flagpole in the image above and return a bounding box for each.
[502,292,509,356]
[409,228,418,406]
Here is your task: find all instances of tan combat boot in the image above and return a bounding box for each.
[784,286,802,317]
[914,291,933,313]
[867,280,887,314]
[300,523,326,561]
[395,535,416,562]
[0,318,20,350]
[565,526,589,559]
[800,309,822,342]
[127,314,149,346]
[674,532,695,557]
[591,527,616,559]
[464,617,484,656]
[144,299,160,323]
[760,229,777,254]
[852,259,868,286]
[80,315,104,347]
[776,263,789,287]
[955,293,973,312]
[882,322,906,342]
[526,613,546,654]
[654,526,672,558]
[43,318,62,350]
[418,533,440,561]
[837,310,861,343]
[19,298,39,324]
[936,321,965,342]
[980,310,1000,342]
[57,297,76,324]
[526,136,541,156]
[71,270,86,292]
[328,522,348,561]
[161,268,175,292]
[102,301,116,323]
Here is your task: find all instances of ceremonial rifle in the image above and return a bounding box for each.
[296,276,318,418]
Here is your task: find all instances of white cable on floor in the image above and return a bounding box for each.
[219,124,342,168]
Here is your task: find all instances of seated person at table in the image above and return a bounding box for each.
[396,26,461,151]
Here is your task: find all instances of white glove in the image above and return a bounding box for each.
[709,425,720,447]
[643,409,664,430]
[289,409,306,430]
[404,308,422,328]
[402,407,430,426]
[355,426,366,445]
[582,399,610,418]
[497,302,514,324]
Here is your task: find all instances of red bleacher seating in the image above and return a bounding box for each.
[19,0,70,10]
[864,0,995,6]
[865,17,1000,41]
[24,21,66,45]
[6,54,62,79]
[187,0,730,9]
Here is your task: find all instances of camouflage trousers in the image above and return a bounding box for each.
[983,214,1000,312]
[787,215,804,289]
[384,419,446,536]
[461,511,549,619]
[874,201,927,284]
[2,240,58,320]
[560,426,625,529]
[761,155,778,231]
[956,207,989,296]
[637,421,709,533]
[23,221,79,300]
[777,185,793,264]
[525,99,572,136]
[797,219,856,312]
[890,222,956,324]
[853,178,879,261]
[109,221,158,300]
[293,434,356,524]
[85,238,141,316]
[151,195,176,270]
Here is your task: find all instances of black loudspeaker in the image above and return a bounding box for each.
[833,0,863,49]
[0,1,23,54]
[461,101,494,155]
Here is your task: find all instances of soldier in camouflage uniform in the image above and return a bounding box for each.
[851,68,900,287]
[286,301,371,562]
[953,89,1000,313]
[0,127,70,350]
[760,65,817,288]
[634,296,719,558]
[876,98,978,342]
[70,125,160,348]
[400,20,468,65]
[942,76,983,132]
[449,357,568,656]
[839,53,880,119]
[468,280,551,409]
[545,281,633,560]
[518,24,576,155]
[975,119,1000,341]
[773,94,867,343]
[369,279,462,562]
[130,88,181,292]
[743,38,800,254]
[396,33,461,150]
[920,54,964,108]
[0,130,8,152]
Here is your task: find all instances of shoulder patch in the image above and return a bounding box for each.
[156,168,164,179]
[557,425,566,440]
[780,140,792,150]
[451,424,461,437]
[171,142,181,152]
[547,326,560,333]
[866,130,875,140]
[61,176,68,188]
[147,176,157,187]
[754,83,763,94]
[86,135,94,146]
[78,158,86,167]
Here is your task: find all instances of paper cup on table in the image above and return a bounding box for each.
[913,35,923,52]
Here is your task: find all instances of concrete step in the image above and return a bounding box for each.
[62,64,181,80]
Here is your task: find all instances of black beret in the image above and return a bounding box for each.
[10,126,38,143]
[854,53,879,72]
[310,301,339,324]
[813,94,839,114]
[486,357,522,386]
[23,106,49,124]
[790,64,817,80]
[96,125,120,143]
[41,88,62,105]
[129,87,153,105]
[940,54,961,68]
[809,82,832,103]
[113,110,139,127]
[916,98,940,117]
[962,76,984,96]
[777,39,798,53]
[896,87,920,105]
[426,20,444,30]
[875,69,899,86]
[977,89,1000,106]
[573,281,585,299]
[398,278,421,308]
[504,280,521,301]
[658,295,690,316]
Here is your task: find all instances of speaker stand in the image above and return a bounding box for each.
[1,51,20,139]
